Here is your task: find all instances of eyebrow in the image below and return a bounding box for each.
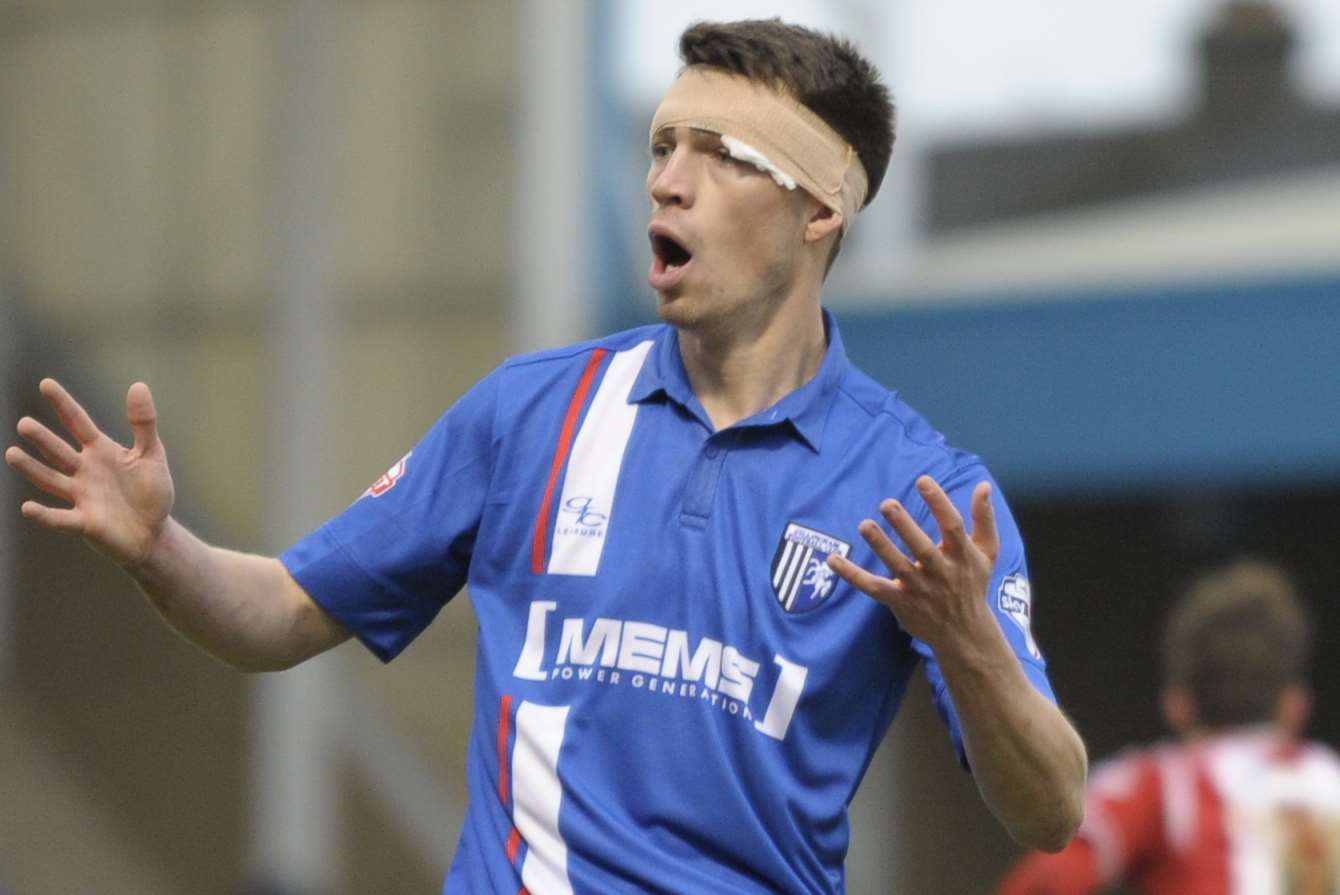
[649,126,722,148]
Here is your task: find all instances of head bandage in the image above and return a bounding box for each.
[650,66,869,232]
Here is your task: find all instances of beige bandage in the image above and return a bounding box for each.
[650,66,869,231]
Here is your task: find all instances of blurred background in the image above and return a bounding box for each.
[2,1,1338,892]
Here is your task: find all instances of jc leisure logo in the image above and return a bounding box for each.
[557,496,607,538]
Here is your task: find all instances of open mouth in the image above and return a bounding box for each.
[650,232,693,270]
[647,228,694,292]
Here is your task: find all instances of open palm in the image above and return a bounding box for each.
[5,379,174,567]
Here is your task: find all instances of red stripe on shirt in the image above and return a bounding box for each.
[498,696,526,873]
[531,348,608,574]
[506,826,523,863]
[497,694,513,805]
[1182,764,1232,895]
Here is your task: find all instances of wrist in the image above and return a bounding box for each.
[931,608,1017,679]
[124,516,185,582]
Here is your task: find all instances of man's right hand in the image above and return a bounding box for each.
[6,378,175,568]
[7,378,347,670]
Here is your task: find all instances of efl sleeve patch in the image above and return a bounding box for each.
[362,450,412,499]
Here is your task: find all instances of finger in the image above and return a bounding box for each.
[39,378,102,446]
[16,416,80,474]
[879,496,941,567]
[827,554,902,604]
[914,476,970,554]
[126,382,160,455]
[5,445,76,502]
[19,500,84,535]
[970,481,1000,565]
[857,517,917,579]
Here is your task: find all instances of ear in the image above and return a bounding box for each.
[1161,686,1197,735]
[804,202,843,245]
[1276,684,1313,737]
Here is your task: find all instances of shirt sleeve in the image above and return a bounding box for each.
[280,367,501,662]
[912,465,1057,764]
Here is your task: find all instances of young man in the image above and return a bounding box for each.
[6,20,1084,894]
[997,559,1340,895]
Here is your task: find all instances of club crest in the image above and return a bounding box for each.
[770,523,851,613]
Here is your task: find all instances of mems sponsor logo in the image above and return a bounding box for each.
[512,602,807,741]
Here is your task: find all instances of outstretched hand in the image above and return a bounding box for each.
[827,475,999,652]
[5,379,174,567]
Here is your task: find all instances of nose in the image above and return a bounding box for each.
[648,145,696,209]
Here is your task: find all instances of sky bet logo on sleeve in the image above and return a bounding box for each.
[998,574,1041,659]
[771,523,851,613]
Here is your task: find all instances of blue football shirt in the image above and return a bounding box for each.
[281,311,1056,894]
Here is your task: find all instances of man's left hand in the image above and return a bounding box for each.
[827,475,998,652]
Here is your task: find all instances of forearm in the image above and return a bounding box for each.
[937,619,1087,851]
[126,517,349,672]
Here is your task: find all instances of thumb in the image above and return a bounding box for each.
[126,382,161,454]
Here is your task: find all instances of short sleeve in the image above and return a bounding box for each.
[280,368,500,662]
[912,466,1057,764]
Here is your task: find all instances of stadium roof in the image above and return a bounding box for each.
[839,163,1340,307]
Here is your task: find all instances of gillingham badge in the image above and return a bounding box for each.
[770,522,851,613]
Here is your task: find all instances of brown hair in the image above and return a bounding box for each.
[678,19,896,206]
[1161,559,1312,728]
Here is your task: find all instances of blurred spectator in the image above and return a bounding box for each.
[997,559,1340,894]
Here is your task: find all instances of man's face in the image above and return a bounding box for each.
[645,126,816,331]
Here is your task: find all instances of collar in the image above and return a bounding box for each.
[628,309,849,452]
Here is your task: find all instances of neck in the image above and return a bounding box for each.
[677,294,828,432]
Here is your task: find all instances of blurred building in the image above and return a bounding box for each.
[927,1,1340,232]
[864,4,1340,893]
[3,2,516,893]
